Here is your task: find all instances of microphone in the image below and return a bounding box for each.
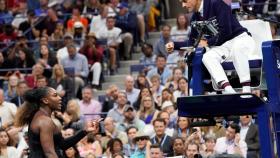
[191,17,219,36]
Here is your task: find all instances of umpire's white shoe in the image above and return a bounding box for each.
[242,86,251,93]
[222,86,237,94]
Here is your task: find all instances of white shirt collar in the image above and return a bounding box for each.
[240,122,252,128]
[198,0,204,16]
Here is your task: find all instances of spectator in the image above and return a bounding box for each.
[127,0,147,43]
[113,152,125,158]
[157,89,174,108]
[48,64,75,112]
[107,0,120,17]
[11,81,28,107]
[133,87,153,110]
[0,51,9,77]
[115,2,135,60]
[79,32,103,89]
[123,126,138,157]
[33,35,54,60]
[185,127,205,150]
[130,131,150,158]
[151,118,173,156]
[83,0,101,19]
[147,55,172,85]
[62,128,75,138]
[173,117,191,140]
[170,137,185,157]
[177,59,188,79]
[239,115,260,158]
[147,0,160,31]
[139,43,157,74]
[89,4,108,34]
[140,43,156,64]
[0,128,18,157]
[18,9,40,40]
[153,24,172,57]
[148,144,164,158]
[0,0,13,25]
[35,75,48,88]
[39,8,61,36]
[185,142,201,158]
[0,24,17,47]
[123,75,140,105]
[166,69,183,94]
[67,7,88,33]
[214,123,247,157]
[102,117,128,148]
[37,43,58,68]
[157,110,175,136]
[137,96,159,124]
[60,43,89,96]
[11,1,28,29]
[34,0,48,16]
[57,33,78,62]
[59,99,84,131]
[0,89,17,129]
[24,63,45,88]
[107,92,129,122]
[96,16,122,75]
[166,49,187,69]
[79,86,102,120]
[64,146,81,158]
[173,77,188,102]
[16,47,36,69]
[50,22,65,50]
[105,138,125,158]
[150,75,165,100]
[57,0,73,19]
[4,74,19,101]
[116,106,146,132]
[73,21,86,46]
[134,73,150,90]
[201,134,216,158]
[171,14,190,42]
[102,84,119,117]
[77,133,102,157]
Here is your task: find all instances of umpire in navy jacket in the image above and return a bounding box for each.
[171,0,256,94]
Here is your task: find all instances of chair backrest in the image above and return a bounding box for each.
[239,19,272,59]
[130,64,146,74]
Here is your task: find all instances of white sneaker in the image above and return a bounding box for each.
[222,86,236,94]
[242,86,251,93]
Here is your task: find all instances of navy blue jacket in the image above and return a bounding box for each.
[189,0,247,46]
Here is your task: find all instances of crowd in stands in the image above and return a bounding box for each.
[0,0,279,157]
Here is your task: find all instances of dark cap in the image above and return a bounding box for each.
[124,105,134,112]
[117,2,128,9]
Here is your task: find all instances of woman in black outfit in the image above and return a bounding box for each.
[14,87,99,158]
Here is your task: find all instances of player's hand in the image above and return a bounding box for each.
[199,39,208,47]
[84,118,102,134]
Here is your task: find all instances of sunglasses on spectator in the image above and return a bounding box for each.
[136,137,148,142]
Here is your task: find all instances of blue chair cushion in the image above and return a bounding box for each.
[222,59,262,70]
